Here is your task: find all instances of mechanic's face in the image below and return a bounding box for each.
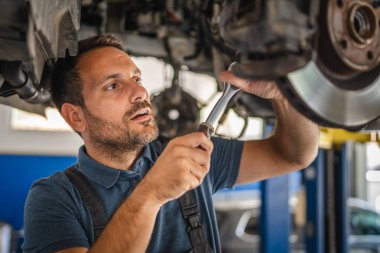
[76,46,158,153]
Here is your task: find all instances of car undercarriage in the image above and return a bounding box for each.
[1,0,380,133]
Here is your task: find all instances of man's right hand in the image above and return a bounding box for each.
[140,132,214,206]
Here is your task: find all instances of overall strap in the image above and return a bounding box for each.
[179,191,214,253]
[64,166,107,241]
[159,135,214,253]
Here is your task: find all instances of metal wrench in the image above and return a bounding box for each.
[198,63,241,138]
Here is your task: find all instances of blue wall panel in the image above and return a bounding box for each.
[0,154,76,230]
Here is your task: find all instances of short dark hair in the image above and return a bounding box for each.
[50,34,124,112]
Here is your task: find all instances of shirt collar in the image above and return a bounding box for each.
[77,143,156,188]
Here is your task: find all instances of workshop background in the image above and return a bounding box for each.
[2,0,380,252]
[1,57,380,253]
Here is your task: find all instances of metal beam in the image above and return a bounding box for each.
[305,149,326,253]
[335,144,350,253]
[260,175,290,253]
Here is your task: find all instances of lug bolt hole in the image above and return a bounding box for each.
[340,39,348,49]
[367,51,374,60]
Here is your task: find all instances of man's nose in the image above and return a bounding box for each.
[129,81,148,103]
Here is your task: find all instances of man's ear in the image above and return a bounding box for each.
[61,103,87,133]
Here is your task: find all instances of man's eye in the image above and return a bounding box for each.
[135,77,142,84]
[105,83,118,91]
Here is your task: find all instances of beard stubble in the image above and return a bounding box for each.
[83,100,159,160]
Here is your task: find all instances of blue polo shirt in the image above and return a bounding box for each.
[23,137,244,253]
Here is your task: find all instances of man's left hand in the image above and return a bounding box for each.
[219,71,283,101]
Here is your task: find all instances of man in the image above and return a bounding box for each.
[23,34,319,253]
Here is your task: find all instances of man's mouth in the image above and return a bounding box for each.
[130,108,151,121]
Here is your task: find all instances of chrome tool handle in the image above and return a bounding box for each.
[199,62,241,138]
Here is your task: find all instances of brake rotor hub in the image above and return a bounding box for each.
[329,0,380,71]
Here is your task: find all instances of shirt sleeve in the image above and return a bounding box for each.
[23,174,90,253]
[209,137,244,193]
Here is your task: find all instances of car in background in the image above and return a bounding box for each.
[213,190,304,253]
[349,198,380,253]
[214,193,380,253]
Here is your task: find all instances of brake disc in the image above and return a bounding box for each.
[280,61,380,130]
[151,86,199,138]
[279,0,380,130]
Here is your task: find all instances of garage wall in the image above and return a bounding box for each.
[0,105,83,155]
[0,154,76,230]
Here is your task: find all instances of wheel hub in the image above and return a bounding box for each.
[329,0,380,71]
